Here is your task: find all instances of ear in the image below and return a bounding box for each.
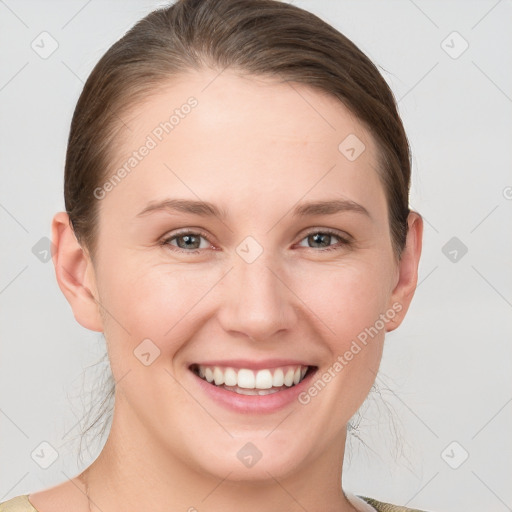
[51,212,104,332]
[385,211,423,333]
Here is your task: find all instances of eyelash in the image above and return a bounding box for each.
[159,228,352,254]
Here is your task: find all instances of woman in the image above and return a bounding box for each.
[1,0,426,511]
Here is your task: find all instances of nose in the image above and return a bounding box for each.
[216,255,298,342]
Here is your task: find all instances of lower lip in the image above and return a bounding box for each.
[190,368,317,414]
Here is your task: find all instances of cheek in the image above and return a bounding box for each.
[292,263,389,430]
[97,243,394,372]
[292,257,393,346]
[97,254,225,353]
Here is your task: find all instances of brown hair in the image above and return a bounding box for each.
[65,0,411,262]
[66,0,412,460]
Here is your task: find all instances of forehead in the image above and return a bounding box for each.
[101,69,386,223]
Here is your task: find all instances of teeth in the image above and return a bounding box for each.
[258,388,281,395]
[238,369,255,389]
[255,369,273,389]
[273,368,284,387]
[194,364,310,391]
[213,367,224,386]
[220,385,288,396]
[224,367,237,386]
[283,369,294,387]
[231,386,259,395]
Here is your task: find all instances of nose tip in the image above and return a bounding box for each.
[216,259,297,342]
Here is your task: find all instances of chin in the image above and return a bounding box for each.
[187,435,311,483]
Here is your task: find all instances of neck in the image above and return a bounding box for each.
[79,400,358,512]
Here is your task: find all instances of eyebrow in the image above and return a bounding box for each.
[136,198,370,220]
[292,199,370,219]
[137,199,227,219]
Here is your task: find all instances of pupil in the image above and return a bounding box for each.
[310,233,330,248]
[176,234,332,250]
[178,235,199,249]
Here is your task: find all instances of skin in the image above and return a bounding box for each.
[31,69,422,512]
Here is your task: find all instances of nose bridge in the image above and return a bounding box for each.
[218,249,296,340]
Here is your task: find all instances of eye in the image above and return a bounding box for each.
[160,228,352,255]
[297,229,351,251]
[161,230,213,253]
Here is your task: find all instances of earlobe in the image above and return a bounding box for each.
[386,211,423,333]
[51,212,104,332]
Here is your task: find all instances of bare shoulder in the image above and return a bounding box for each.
[26,479,85,512]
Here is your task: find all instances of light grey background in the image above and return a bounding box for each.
[1,1,511,511]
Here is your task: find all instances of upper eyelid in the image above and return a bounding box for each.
[163,229,214,248]
[162,227,350,249]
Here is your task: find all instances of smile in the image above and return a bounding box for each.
[190,364,313,396]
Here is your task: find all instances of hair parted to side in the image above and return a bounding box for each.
[65,0,413,463]
[65,0,412,262]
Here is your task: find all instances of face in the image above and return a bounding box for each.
[79,69,407,481]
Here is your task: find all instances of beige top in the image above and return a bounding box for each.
[0,493,430,512]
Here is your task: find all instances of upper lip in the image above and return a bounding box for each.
[189,359,314,370]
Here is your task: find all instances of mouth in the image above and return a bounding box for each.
[189,363,316,396]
